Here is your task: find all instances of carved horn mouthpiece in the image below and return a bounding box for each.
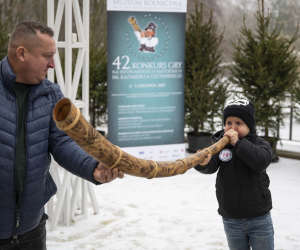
[53,98,229,179]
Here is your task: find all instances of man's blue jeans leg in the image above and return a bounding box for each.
[222,212,274,250]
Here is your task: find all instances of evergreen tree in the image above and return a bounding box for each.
[229,0,300,138]
[76,1,108,128]
[0,21,9,61]
[292,79,300,123]
[77,45,107,128]
[88,45,107,128]
[185,2,228,135]
[88,0,108,128]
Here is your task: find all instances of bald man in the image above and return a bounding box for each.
[0,20,123,249]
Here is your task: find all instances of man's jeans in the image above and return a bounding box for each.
[222,212,274,250]
[0,213,48,250]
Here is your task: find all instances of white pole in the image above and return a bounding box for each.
[82,0,90,119]
[47,0,98,231]
[47,0,55,82]
[65,0,72,97]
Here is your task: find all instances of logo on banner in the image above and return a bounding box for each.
[126,14,170,61]
[219,149,232,162]
[128,17,158,53]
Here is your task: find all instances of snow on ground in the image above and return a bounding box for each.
[46,153,300,250]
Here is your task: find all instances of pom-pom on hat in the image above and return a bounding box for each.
[223,99,255,131]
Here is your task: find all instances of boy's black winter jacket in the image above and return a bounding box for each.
[195,129,273,219]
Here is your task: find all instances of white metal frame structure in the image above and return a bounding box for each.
[46,0,99,231]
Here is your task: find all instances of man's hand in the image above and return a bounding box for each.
[93,162,124,184]
[224,129,239,146]
[197,150,212,166]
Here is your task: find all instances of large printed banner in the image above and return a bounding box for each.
[107,0,187,160]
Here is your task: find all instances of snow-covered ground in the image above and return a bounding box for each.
[46,150,300,250]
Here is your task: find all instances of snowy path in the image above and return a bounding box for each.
[46,157,300,250]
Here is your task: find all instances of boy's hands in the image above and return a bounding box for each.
[224,129,239,146]
[197,150,212,166]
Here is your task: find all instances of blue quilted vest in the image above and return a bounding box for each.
[0,57,99,239]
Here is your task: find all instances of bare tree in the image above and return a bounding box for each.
[271,0,300,50]
[187,0,222,24]
[0,0,47,33]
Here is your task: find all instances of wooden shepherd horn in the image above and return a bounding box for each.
[53,98,230,179]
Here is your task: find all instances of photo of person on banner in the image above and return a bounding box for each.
[128,17,159,52]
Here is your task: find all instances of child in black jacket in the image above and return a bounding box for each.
[195,99,274,250]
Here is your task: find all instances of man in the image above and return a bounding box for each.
[134,21,158,52]
[0,20,124,249]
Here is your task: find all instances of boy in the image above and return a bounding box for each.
[195,99,274,250]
